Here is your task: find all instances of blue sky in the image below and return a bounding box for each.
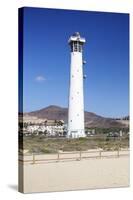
[22,7,129,117]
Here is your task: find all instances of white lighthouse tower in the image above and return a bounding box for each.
[67,32,86,138]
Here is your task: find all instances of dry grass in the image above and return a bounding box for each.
[22,135,129,154]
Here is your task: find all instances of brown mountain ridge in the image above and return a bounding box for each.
[25,105,129,128]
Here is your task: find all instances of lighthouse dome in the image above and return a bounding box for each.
[73,32,80,37]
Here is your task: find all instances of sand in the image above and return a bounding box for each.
[22,154,130,193]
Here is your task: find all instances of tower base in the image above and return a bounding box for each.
[67,129,86,138]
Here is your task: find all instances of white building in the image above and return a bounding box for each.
[68,32,86,138]
[25,124,64,136]
[22,118,65,137]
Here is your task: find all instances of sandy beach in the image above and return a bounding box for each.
[21,153,129,193]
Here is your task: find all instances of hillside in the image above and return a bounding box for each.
[25,105,129,128]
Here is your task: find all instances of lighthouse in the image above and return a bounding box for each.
[67,32,86,138]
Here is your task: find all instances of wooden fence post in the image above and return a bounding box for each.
[33,153,35,164]
[79,151,82,160]
[117,148,119,157]
[57,152,60,161]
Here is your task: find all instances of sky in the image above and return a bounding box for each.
[21,7,129,117]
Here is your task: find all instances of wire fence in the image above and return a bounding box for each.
[19,149,129,164]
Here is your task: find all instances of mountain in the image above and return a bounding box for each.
[25,105,129,128]
[27,105,68,121]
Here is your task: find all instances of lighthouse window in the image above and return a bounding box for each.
[72,75,74,78]
[74,42,78,51]
[73,41,79,52]
[79,43,82,52]
[70,41,82,52]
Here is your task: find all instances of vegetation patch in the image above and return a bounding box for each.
[22,135,129,154]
